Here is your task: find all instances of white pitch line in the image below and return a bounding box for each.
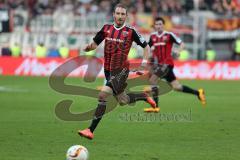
[0,86,29,93]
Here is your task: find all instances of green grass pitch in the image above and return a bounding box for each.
[0,76,240,160]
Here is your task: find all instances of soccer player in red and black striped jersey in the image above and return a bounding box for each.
[78,3,156,139]
[144,17,206,113]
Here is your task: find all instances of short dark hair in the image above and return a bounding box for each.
[154,17,165,24]
[114,3,128,13]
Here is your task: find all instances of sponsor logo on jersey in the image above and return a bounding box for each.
[163,36,168,42]
[106,37,124,43]
[154,42,166,46]
[122,31,129,37]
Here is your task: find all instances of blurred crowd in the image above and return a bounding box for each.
[2,36,240,61]
[0,0,239,16]
[1,0,240,60]
[0,42,80,58]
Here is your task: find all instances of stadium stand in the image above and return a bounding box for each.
[0,0,239,59]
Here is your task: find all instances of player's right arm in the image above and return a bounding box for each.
[170,32,184,58]
[83,25,106,52]
[132,28,149,68]
[148,35,153,48]
[148,35,155,55]
[84,42,98,52]
[147,35,155,65]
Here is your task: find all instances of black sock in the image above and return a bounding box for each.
[89,100,106,133]
[152,86,159,107]
[182,85,199,96]
[127,93,147,104]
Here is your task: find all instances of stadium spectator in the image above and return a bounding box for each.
[212,0,240,15]
[35,42,47,58]
[74,0,98,15]
[10,42,21,57]
[2,0,239,20]
[7,0,25,10]
[198,0,209,10]
[232,36,240,60]
[128,47,138,59]
[68,49,79,57]
[206,46,216,61]
[222,0,240,16]
[178,49,190,61]
[184,0,194,12]
[98,0,111,14]
[0,0,239,59]
[58,44,69,58]
[1,43,11,56]
[166,0,183,14]
[156,0,184,14]
[204,0,213,10]
[0,0,5,7]
[48,46,60,57]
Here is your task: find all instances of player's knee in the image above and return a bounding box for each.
[119,102,126,106]
[172,84,183,91]
[118,98,129,106]
[117,94,130,106]
[98,91,108,101]
[170,80,183,91]
[149,76,158,85]
[149,79,155,85]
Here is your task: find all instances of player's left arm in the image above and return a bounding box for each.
[132,29,149,68]
[178,42,185,53]
[170,32,184,57]
[172,42,185,58]
[142,45,150,65]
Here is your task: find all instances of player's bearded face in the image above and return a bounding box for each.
[113,7,127,27]
[155,21,164,32]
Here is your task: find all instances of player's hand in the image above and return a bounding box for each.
[136,71,144,75]
[83,42,97,52]
[83,44,92,52]
[131,69,144,75]
[172,48,180,58]
[140,59,148,69]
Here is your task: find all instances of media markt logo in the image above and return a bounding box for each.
[15,58,60,76]
[49,56,172,121]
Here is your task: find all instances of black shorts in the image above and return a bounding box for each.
[152,65,176,83]
[104,68,129,95]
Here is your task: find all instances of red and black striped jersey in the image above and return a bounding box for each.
[93,23,147,71]
[148,31,182,66]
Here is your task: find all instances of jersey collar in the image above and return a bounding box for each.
[113,23,126,30]
[157,31,166,38]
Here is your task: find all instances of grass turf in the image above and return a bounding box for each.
[0,76,240,160]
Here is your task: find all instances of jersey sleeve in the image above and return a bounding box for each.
[148,36,153,47]
[170,32,182,45]
[132,29,147,48]
[93,25,106,45]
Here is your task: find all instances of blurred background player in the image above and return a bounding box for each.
[78,3,156,140]
[144,17,206,113]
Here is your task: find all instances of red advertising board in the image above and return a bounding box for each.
[174,61,240,80]
[0,57,240,80]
